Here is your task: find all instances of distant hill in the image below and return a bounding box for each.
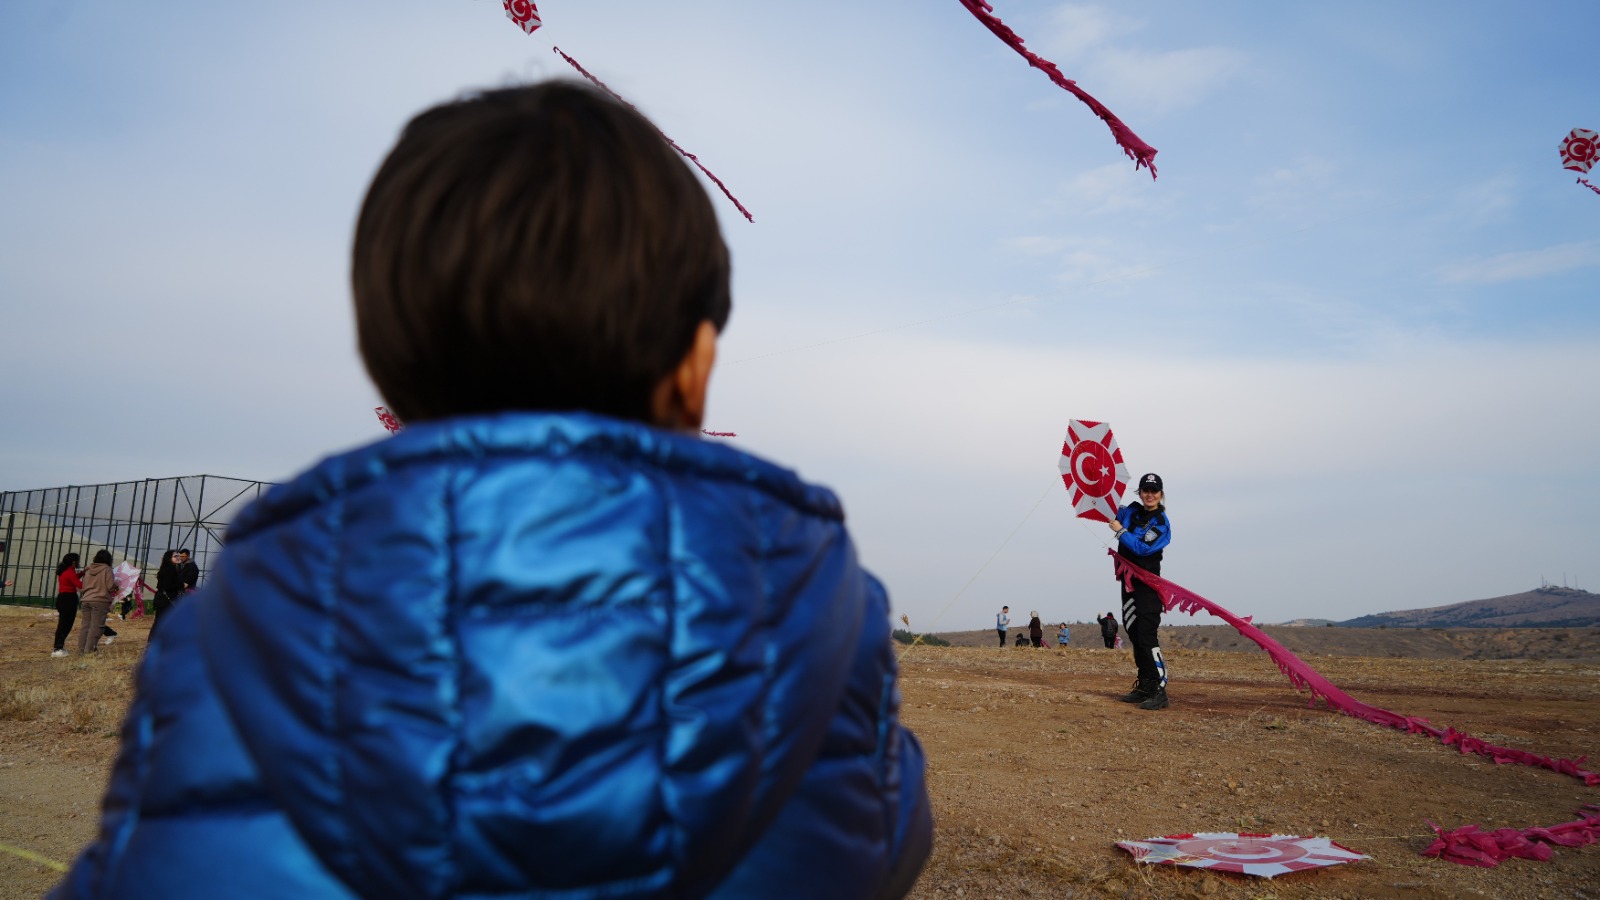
[1338,586,1600,629]
[1278,618,1337,627]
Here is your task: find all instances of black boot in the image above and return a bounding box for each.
[1119,680,1153,703]
[1138,688,1169,710]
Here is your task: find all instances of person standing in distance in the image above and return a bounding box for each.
[996,605,1010,648]
[76,550,117,655]
[150,550,181,638]
[1098,611,1119,649]
[1111,473,1172,710]
[176,549,200,595]
[51,553,82,658]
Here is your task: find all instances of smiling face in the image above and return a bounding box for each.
[1139,489,1163,511]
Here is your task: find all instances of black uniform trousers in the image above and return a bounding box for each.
[1120,577,1166,689]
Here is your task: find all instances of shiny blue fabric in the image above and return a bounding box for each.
[55,413,932,899]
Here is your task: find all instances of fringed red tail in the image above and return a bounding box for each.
[1579,177,1600,196]
[957,0,1157,178]
[1110,552,1600,866]
[554,47,754,223]
[1423,807,1600,867]
[1110,552,1599,788]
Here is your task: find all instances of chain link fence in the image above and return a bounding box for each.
[0,475,273,607]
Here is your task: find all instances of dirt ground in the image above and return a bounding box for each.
[3,606,1598,899]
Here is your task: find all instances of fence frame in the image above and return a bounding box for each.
[0,475,273,606]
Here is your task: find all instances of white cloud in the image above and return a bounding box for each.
[1091,45,1247,115]
[1041,4,1144,60]
[1438,240,1600,285]
[1245,156,1352,221]
[1053,162,1154,214]
[1029,5,1247,116]
[1444,174,1520,226]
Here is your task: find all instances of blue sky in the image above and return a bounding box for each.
[3,1,1596,627]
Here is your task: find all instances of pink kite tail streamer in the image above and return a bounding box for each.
[1423,807,1600,867]
[1109,551,1600,789]
[957,0,1157,178]
[375,407,404,434]
[701,430,737,437]
[1579,177,1600,196]
[554,47,755,223]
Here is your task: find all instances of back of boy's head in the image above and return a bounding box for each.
[352,81,731,424]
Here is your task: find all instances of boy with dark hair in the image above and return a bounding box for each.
[57,82,931,899]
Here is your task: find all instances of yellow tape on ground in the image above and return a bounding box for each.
[0,840,68,872]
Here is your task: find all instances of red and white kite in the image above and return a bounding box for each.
[375,406,404,434]
[1559,128,1600,196]
[502,0,542,35]
[1057,419,1129,522]
[1117,833,1368,879]
[1560,128,1597,173]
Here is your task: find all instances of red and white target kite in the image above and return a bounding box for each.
[1560,128,1597,173]
[502,0,542,35]
[1560,128,1600,196]
[1117,832,1368,879]
[1057,419,1129,523]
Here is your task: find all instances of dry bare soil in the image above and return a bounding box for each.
[3,606,1599,899]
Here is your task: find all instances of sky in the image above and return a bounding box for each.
[2,0,1597,628]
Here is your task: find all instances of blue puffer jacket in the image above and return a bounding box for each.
[56,413,932,899]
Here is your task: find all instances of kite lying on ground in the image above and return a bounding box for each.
[1110,552,1600,866]
[1116,832,1367,879]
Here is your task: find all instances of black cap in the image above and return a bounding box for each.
[1138,473,1163,493]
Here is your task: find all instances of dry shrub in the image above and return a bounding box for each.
[0,631,139,733]
[0,686,51,722]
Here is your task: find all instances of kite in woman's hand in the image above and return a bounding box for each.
[1057,419,1130,522]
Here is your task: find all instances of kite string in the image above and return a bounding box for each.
[897,484,1052,662]
[552,46,754,223]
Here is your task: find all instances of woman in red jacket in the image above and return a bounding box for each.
[52,553,82,658]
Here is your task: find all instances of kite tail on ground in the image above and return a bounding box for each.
[1423,806,1600,868]
[553,47,755,223]
[1108,551,1600,790]
[956,0,1157,178]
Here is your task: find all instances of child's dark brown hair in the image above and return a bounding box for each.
[353,81,731,424]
